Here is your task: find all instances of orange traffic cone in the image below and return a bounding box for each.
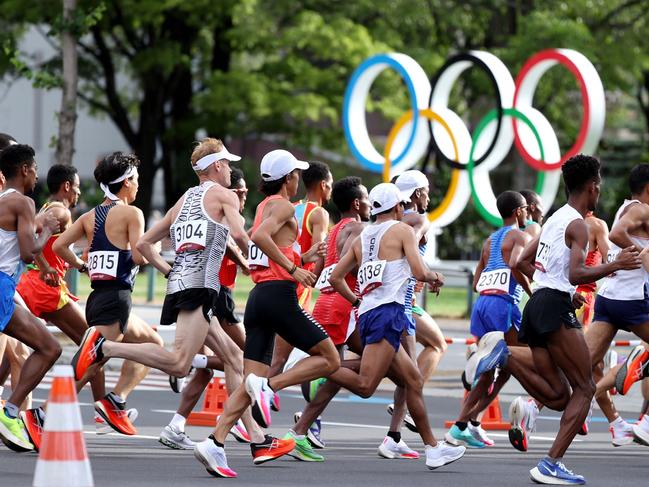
[444,391,510,431]
[187,378,228,427]
[33,365,93,487]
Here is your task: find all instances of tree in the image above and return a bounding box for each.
[55,0,78,166]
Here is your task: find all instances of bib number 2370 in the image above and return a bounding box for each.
[248,241,269,269]
[88,251,118,281]
[357,260,386,295]
[476,269,511,295]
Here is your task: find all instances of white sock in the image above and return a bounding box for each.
[610,416,625,428]
[191,354,208,369]
[290,429,305,440]
[169,413,187,432]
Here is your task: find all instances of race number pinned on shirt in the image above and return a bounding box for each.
[315,264,335,293]
[248,241,269,269]
[88,251,118,280]
[605,249,620,278]
[534,241,551,272]
[357,260,386,295]
[174,220,207,252]
[476,269,511,295]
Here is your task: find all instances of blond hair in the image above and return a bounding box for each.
[191,138,225,166]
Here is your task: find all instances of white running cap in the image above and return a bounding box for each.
[395,169,429,197]
[193,146,242,172]
[369,183,411,216]
[260,149,309,181]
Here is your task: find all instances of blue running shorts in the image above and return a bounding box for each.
[593,294,649,331]
[0,271,16,333]
[358,302,409,352]
[470,294,521,339]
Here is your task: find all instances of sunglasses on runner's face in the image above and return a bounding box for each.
[231,188,248,194]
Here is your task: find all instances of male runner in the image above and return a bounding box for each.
[445,191,532,449]
[0,144,61,452]
[326,182,465,470]
[54,152,163,436]
[287,176,370,461]
[473,155,640,484]
[520,189,544,238]
[192,149,340,478]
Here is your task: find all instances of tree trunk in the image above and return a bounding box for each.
[56,0,78,165]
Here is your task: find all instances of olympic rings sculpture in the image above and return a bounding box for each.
[342,49,606,227]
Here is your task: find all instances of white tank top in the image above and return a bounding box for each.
[358,220,411,316]
[533,203,583,295]
[598,199,649,301]
[0,189,21,277]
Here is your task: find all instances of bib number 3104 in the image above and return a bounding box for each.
[357,260,386,295]
[174,220,207,252]
[476,269,511,295]
[88,251,118,281]
[248,241,269,269]
[315,264,336,293]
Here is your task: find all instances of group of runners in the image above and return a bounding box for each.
[1,132,649,485]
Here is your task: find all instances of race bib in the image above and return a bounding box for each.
[534,240,551,272]
[476,269,511,295]
[315,264,336,293]
[88,251,118,281]
[174,220,208,252]
[606,249,620,277]
[248,241,269,269]
[357,260,386,296]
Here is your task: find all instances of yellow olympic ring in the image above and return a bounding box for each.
[383,109,460,224]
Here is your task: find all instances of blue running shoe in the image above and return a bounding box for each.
[294,411,325,449]
[530,458,585,485]
[473,332,509,386]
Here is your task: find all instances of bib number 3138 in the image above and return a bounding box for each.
[315,264,335,293]
[476,269,511,295]
[174,220,207,253]
[88,251,118,281]
[248,241,269,269]
[357,260,386,295]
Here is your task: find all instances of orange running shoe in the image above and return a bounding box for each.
[250,435,295,465]
[615,345,649,395]
[71,327,105,381]
[21,408,44,452]
[95,394,137,435]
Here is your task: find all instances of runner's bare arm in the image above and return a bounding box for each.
[609,204,649,251]
[309,207,329,276]
[16,196,58,263]
[329,238,361,304]
[127,207,148,265]
[509,231,533,296]
[137,208,174,276]
[566,219,640,284]
[515,235,539,280]
[524,222,541,239]
[52,215,86,269]
[401,225,442,287]
[472,239,489,292]
[220,190,248,256]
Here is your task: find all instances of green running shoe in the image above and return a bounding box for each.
[283,430,324,462]
[0,408,34,452]
[444,424,485,449]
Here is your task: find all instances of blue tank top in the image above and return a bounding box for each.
[88,204,137,290]
[481,226,522,304]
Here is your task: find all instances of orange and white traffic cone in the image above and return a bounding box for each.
[33,365,93,487]
[187,378,228,427]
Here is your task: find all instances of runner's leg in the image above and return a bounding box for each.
[415,311,447,381]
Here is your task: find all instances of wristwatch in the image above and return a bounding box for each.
[352,298,361,308]
[78,263,88,273]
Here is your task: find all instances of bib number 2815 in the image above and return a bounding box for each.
[357,260,386,295]
[88,251,118,281]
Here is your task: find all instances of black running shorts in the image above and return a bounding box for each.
[244,280,329,365]
[160,288,219,326]
[518,287,581,348]
[215,287,240,325]
[86,288,132,333]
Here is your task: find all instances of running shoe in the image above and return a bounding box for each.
[632,414,649,446]
[271,392,280,412]
[615,345,649,395]
[245,374,273,428]
[377,436,419,459]
[444,424,485,448]
[463,345,479,390]
[472,331,509,386]
[194,439,237,478]
[610,419,634,447]
[96,408,138,435]
[577,399,593,436]
[530,458,585,485]
[425,441,466,469]
[71,327,105,381]
[283,430,323,462]
[386,403,418,433]
[94,394,137,435]
[159,424,195,450]
[169,367,193,394]
[508,396,538,452]
[0,408,34,452]
[251,434,296,464]
[21,408,44,451]
[229,419,251,443]
[294,411,325,449]
[301,377,326,402]
[468,422,495,447]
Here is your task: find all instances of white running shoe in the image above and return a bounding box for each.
[386,403,418,433]
[425,441,465,469]
[508,397,538,452]
[468,423,495,447]
[632,415,649,446]
[159,424,196,450]
[194,439,237,478]
[377,436,419,459]
[610,419,634,447]
[245,374,273,428]
[95,408,138,435]
[463,347,479,389]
